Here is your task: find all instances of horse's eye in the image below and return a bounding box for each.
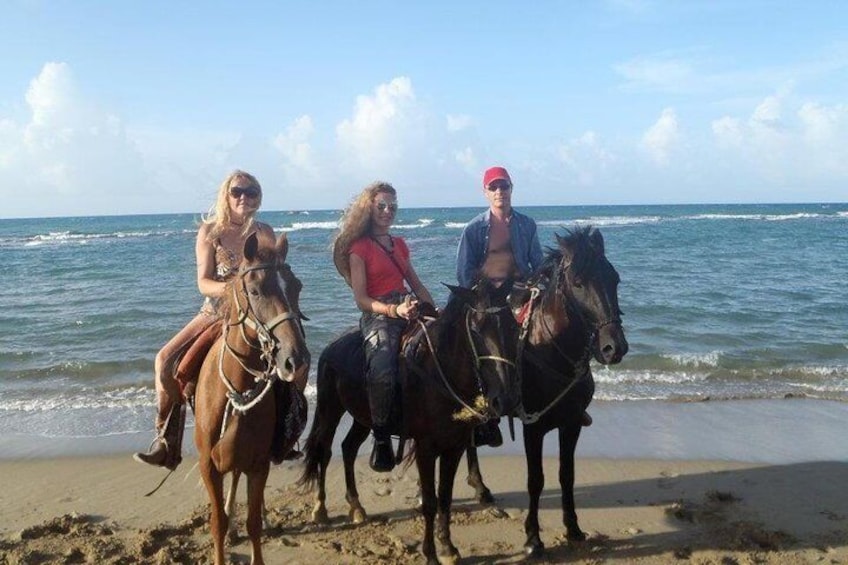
[249,289,261,297]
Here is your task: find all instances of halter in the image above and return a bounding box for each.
[514,255,619,425]
[217,262,303,436]
[415,302,516,423]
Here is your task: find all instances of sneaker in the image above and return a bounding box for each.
[369,439,395,472]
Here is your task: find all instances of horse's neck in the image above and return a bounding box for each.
[431,315,478,396]
[528,288,587,358]
[221,322,262,384]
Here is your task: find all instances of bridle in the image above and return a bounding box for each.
[415,301,516,423]
[514,255,621,425]
[217,262,304,434]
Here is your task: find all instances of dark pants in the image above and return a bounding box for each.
[360,298,407,430]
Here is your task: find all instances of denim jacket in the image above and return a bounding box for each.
[456,208,544,288]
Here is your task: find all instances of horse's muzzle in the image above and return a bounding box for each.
[596,324,628,365]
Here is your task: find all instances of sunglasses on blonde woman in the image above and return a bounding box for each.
[375,200,398,213]
[229,186,260,199]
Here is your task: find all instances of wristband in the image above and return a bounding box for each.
[390,304,399,318]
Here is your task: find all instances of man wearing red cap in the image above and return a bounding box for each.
[456,166,544,447]
[456,166,543,289]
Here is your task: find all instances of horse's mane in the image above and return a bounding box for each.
[534,225,601,282]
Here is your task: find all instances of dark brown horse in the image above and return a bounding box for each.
[464,227,628,557]
[194,231,310,565]
[299,280,521,565]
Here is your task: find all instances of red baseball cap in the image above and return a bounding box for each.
[482,166,512,188]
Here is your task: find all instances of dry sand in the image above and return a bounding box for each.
[1,452,846,564]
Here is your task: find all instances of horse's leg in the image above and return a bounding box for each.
[200,457,228,565]
[464,445,494,504]
[436,445,464,564]
[342,420,371,524]
[416,445,439,565]
[558,421,586,542]
[523,425,546,558]
[246,467,270,565]
[307,397,345,525]
[225,470,241,545]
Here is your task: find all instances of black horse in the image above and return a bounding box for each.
[299,280,521,564]
[463,226,628,557]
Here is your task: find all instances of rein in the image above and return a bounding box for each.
[216,262,302,438]
[414,303,515,423]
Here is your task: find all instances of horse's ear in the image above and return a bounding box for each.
[443,282,475,303]
[244,232,259,261]
[589,228,605,254]
[276,232,289,262]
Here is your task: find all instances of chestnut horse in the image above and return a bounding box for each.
[299,281,521,565]
[464,227,628,557]
[194,231,310,565]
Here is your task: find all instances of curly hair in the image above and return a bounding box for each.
[201,170,263,240]
[332,181,397,285]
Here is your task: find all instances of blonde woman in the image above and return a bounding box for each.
[134,170,276,468]
[333,181,435,472]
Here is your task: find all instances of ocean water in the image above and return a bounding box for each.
[1,203,846,455]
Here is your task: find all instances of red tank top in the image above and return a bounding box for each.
[349,236,410,298]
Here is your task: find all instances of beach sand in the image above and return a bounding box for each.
[2,399,847,564]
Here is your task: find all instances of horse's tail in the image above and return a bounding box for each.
[297,349,337,491]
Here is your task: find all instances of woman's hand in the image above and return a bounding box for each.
[396,298,419,320]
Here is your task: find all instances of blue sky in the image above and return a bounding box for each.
[1,1,847,218]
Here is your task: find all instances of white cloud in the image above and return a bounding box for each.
[335,77,421,173]
[273,115,318,180]
[0,62,147,216]
[711,92,848,183]
[615,56,696,94]
[446,114,473,132]
[454,146,476,170]
[556,131,615,186]
[641,108,679,166]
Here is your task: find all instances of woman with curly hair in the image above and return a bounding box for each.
[333,181,435,472]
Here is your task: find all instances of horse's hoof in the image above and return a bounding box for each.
[311,504,329,525]
[567,528,587,543]
[226,528,238,546]
[349,506,367,524]
[437,554,460,565]
[524,540,545,558]
[476,488,495,505]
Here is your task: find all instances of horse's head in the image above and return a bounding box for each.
[230,231,311,384]
[444,279,521,418]
[553,227,628,365]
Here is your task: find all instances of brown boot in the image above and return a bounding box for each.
[133,394,184,470]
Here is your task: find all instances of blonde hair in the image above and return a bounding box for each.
[332,181,397,285]
[202,170,263,240]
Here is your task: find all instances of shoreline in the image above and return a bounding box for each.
[2,397,847,464]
